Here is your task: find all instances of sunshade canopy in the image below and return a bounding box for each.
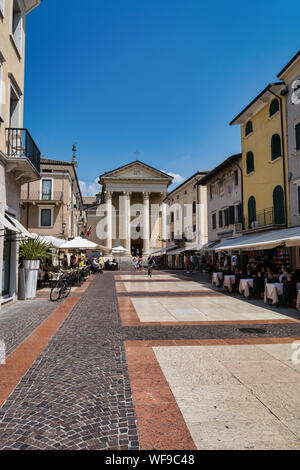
[215,226,300,252]
[60,237,99,250]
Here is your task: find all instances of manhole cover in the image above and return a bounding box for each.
[238,327,269,335]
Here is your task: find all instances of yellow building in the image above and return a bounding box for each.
[230,83,289,233]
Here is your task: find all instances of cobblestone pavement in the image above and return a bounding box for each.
[0,299,58,356]
[1,270,300,450]
[0,274,139,450]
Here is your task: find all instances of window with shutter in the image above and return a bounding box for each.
[0,0,4,17]
[212,213,216,230]
[269,98,279,117]
[234,170,238,186]
[271,134,281,160]
[295,123,300,151]
[246,152,254,174]
[219,211,223,228]
[12,0,23,55]
[273,185,285,224]
[229,206,235,225]
[245,121,253,136]
[248,196,256,229]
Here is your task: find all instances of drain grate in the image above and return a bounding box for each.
[238,327,269,335]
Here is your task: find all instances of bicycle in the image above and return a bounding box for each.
[50,271,72,302]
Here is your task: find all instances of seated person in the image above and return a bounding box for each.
[279,267,289,283]
[92,258,102,272]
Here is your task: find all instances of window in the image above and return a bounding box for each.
[271,134,281,160]
[0,0,4,17]
[0,59,3,121]
[273,185,285,225]
[184,190,187,195]
[11,0,23,55]
[224,208,229,227]
[234,170,238,186]
[42,180,52,200]
[9,81,21,127]
[40,208,52,227]
[245,121,253,136]
[229,206,235,225]
[298,186,300,214]
[177,195,180,200]
[212,213,216,230]
[248,196,256,229]
[295,123,300,151]
[192,201,196,214]
[210,185,212,200]
[219,210,223,228]
[170,212,174,223]
[246,151,254,174]
[269,98,279,117]
[236,203,243,223]
[193,224,196,233]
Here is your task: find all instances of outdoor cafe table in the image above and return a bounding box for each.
[239,278,254,298]
[212,272,223,287]
[264,283,283,305]
[223,275,236,292]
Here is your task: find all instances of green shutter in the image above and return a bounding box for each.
[269,99,279,117]
[273,185,285,224]
[248,196,256,228]
[246,152,254,174]
[271,134,281,160]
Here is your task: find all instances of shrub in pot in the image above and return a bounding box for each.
[19,238,52,300]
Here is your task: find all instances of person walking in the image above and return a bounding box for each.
[147,256,154,278]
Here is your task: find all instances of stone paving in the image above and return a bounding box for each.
[0,269,300,450]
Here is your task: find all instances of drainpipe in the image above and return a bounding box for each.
[26,182,29,230]
[268,88,288,227]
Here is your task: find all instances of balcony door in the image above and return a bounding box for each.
[42,179,52,201]
[273,186,285,225]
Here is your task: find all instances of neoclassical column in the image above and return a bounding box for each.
[160,192,167,242]
[123,191,131,253]
[143,192,150,256]
[105,191,113,250]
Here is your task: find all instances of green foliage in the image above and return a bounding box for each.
[19,237,52,262]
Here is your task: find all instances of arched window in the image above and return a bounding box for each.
[245,121,253,136]
[273,186,285,225]
[246,151,254,174]
[269,98,279,117]
[248,196,256,229]
[295,122,300,151]
[271,134,281,160]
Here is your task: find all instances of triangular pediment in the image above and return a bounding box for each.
[100,161,173,182]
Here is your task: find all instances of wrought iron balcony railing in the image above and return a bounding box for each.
[6,128,41,174]
[21,190,63,203]
[245,207,286,232]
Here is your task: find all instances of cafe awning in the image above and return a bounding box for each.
[152,245,178,255]
[6,215,34,238]
[215,226,300,252]
[0,213,19,233]
[60,237,99,250]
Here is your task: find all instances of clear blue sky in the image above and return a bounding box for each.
[24,0,300,195]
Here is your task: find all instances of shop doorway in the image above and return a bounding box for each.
[131,240,143,257]
[2,230,12,296]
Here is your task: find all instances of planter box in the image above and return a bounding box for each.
[23,260,40,300]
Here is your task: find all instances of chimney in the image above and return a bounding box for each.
[72,142,78,168]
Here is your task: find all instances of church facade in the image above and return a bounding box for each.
[85,161,173,257]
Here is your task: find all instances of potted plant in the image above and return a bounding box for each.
[19,238,52,300]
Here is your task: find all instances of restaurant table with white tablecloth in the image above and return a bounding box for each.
[212,272,223,287]
[239,279,254,298]
[264,283,283,305]
[223,275,236,292]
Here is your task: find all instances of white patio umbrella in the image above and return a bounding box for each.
[59,236,99,250]
[112,245,129,253]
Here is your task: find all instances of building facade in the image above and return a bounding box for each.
[230,83,289,234]
[86,161,173,258]
[20,157,84,239]
[199,154,243,244]
[277,51,300,228]
[164,171,208,249]
[0,0,41,305]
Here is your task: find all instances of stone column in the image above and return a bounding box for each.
[160,193,167,242]
[143,192,150,256]
[106,191,113,250]
[123,191,131,253]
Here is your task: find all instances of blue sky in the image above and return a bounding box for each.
[24,0,300,195]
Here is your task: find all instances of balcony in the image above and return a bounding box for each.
[5,128,41,177]
[21,190,63,205]
[244,207,286,234]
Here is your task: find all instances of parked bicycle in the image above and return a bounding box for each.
[50,271,72,302]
